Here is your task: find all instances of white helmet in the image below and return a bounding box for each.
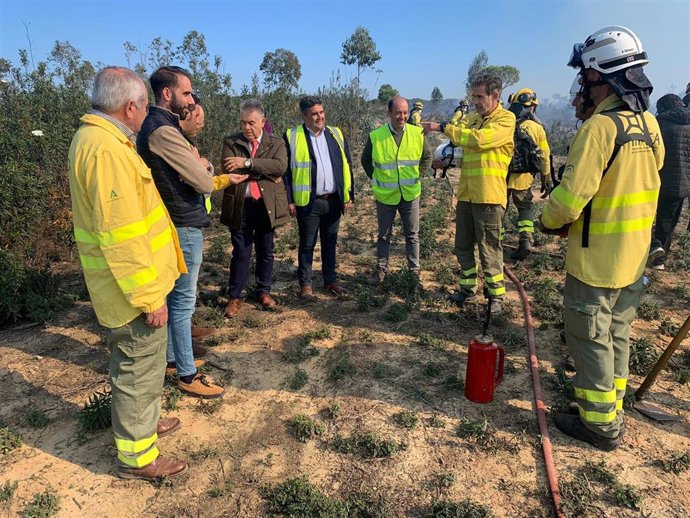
[568,26,648,74]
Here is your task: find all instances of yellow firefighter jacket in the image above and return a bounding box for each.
[542,95,665,288]
[69,114,186,328]
[444,104,516,207]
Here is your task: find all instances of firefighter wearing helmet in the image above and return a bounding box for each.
[409,101,424,127]
[506,87,552,260]
[539,26,665,450]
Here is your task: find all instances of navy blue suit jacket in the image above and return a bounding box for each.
[283,124,355,216]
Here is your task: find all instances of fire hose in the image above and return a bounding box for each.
[504,265,566,518]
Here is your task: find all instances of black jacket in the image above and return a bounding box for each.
[137,106,209,228]
[283,124,355,216]
[657,106,690,198]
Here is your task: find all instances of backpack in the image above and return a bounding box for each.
[508,119,542,175]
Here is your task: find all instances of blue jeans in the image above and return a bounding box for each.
[166,226,203,378]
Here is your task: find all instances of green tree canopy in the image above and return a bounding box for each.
[377,83,398,103]
[260,48,301,92]
[340,26,381,85]
[465,50,519,98]
[431,86,443,103]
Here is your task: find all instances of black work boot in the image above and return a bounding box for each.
[554,413,620,451]
[448,291,477,307]
[513,238,532,261]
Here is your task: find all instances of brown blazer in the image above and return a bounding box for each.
[219,132,290,231]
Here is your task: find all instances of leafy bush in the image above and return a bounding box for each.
[21,487,60,518]
[333,432,403,458]
[0,427,23,454]
[77,390,112,432]
[262,477,348,518]
[0,250,71,327]
[629,336,658,375]
[0,481,18,502]
[287,415,324,443]
[425,499,493,518]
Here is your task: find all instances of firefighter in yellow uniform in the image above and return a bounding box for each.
[69,67,189,480]
[539,27,665,450]
[506,88,552,259]
[409,101,424,127]
[423,75,516,314]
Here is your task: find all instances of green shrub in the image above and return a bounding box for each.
[262,477,348,518]
[425,499,493,518]
[0,250,72,327]
[21,487,60,518]
[0,481,18,502]
[629,336,658,375]
[77,390,112,432]
[287,415,324,443]
[333,432,402,458]
[24,407,50,429]
[0,427,23,454]
[660,450,690,474]
[393,410,419,429]
[288,369,309,390]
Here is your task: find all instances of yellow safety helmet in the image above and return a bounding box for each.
[514,88,539,106]
[507,93,516,104]
[414,101,423,109]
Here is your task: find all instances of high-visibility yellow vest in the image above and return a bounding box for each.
[542,95,665,288]
[286,125,351,207]
[370,124,424,205]
[69,114,185,329]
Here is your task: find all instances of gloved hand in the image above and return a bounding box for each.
[540,174,554,199]
[536,216,569,237]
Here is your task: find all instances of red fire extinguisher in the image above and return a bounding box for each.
[464,299,505,404]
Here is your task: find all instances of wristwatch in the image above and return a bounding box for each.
[244,158,252,169]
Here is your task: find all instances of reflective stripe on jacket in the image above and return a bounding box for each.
[69,114,185,328]
[507,119,551,190]
[370,124,424,205]
[542,95,665,288]
[444,105,515,207]
[286,125,352,207]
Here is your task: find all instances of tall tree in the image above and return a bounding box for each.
[465,50,519,98]
[377,83,398,103]
[431,86,443,103]
[340,26,381,86]
[259,48,301,92]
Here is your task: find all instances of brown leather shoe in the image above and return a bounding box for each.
[165,359,205,377]
[224,298,242,318]
[191,326,216,339]
[177,373,225,399]
[300,285,316,301]
[324,283,348,298]
[117,456,188,480]
[192,344,207,358]
[157,417,181,438]
[258,293,277,310]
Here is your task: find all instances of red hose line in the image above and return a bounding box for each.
[504,265,566,518]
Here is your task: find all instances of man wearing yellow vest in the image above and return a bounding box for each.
[506,88,552,260]
[68,67,188,480]
[284,96,354,299]
[362,96,432,285]
[423,75,516,314]
[539,26,664,450]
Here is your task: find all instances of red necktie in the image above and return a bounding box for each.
[249,140,261,200]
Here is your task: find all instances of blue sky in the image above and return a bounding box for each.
[1,0,688,104]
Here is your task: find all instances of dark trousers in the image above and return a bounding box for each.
[651,195,685,262]
[228,199,274,299]
[297,196,342,286]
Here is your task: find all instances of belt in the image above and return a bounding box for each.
[316,193,335,200]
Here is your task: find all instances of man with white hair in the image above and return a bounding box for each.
[68,66,187,479]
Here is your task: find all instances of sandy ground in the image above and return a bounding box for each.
[1,164,689,518]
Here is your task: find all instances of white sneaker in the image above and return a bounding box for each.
[648,246,664,264]
[651,263,665,271]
